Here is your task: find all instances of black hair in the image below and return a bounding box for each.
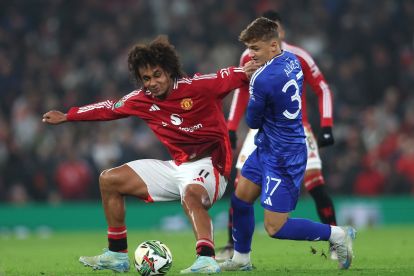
[127,35,185,85]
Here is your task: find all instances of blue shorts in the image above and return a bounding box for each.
[241,147,307,213]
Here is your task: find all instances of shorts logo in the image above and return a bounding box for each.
[180,98,193,110]
[170,114,183,125]
[193,169,210,183]
[264,197,273,206]
[192,177,205,183]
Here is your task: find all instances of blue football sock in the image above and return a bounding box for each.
[231,194,255,253]
[273,218,331,241]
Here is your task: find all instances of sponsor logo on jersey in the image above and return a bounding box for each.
[170,114,183,125]
[179,123,203,132]
[180,98,193,110]
[149,104,160,111]
[162,121,168,127]
[114,101,124,108]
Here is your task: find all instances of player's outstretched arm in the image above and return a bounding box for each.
[42,110,68,125]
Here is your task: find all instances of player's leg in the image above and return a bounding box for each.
[226,175,260,270]
[259,153,331,243]
[219,150,261,271]
[180,184,221,274]
[304,125,338,258]
[263,152,355,270]
[179,157,227,274]
[267,209,356,269]
[99,164,151,249]
[304,125,337,226]
[305,169,337,225]
[305,169,339,259]
[182,184,214,254]
[219,175,260,271]
[80,163,150,272]
[215,170,239,261]
[217,129,258,261]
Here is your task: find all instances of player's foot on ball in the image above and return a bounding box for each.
[79,248,130,273]
[333,226,356,269]
[215,243,234,262]
[219,259,253,271]
[329,242,338,260]
[180,256,220,274]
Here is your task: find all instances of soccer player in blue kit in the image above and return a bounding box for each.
[219,17,356,271]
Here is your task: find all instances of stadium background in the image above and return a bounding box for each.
[1,0,414,233]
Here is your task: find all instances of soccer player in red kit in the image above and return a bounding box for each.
[43,36,258,274]
[217,11,339,261]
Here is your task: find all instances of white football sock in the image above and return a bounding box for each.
[232,250,250,264]
[329,226,345,244]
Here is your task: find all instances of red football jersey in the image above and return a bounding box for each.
[67,67,248,178]
[228,42,333,131]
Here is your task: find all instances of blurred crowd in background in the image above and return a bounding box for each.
[1,0,414,204]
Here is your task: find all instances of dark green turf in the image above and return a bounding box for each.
[0,226,413,275]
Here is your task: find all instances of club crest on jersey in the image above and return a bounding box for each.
[114,101,124,108]
[180,98,193,110]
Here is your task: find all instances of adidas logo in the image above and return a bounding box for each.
[149,104,160,111]
[264,197,272,206]
[192,177,205,183]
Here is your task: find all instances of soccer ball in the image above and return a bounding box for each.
[134,240,173,276]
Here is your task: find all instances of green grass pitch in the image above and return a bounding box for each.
[1,226,413,275]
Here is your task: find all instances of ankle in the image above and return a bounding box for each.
[232,250,250,264]
[329,226,345,244]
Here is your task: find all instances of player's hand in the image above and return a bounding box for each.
[317,127,334,148]
[243,61,260,79]
[229,130,237,149]
[42,110,68,125]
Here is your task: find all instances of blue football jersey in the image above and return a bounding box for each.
[246,51,306,155]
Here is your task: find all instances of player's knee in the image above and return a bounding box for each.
[264,215,287,237]
[182,185,210,209]
[99,169,117,191]
[264,221,281,237]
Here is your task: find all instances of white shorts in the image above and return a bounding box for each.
[127,157,227,204]
[235,124,322,170]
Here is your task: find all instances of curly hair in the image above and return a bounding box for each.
[239,17,279,44]
[127,35,186,85]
